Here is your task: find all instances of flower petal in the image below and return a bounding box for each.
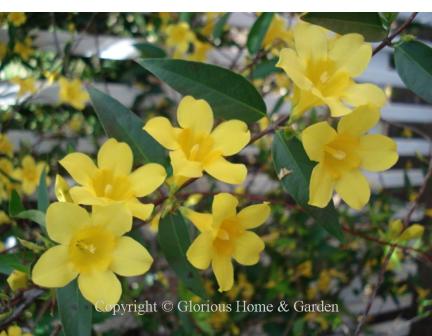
[186,232,213,269]
[358,134,398,172]
[97,138,133,176]
[308,163,335,208]
[177,96,214,134]
[60,153,97,186]
[322,96,352,117]
[170,150,203,178]
[342,83,386,108]
[129,163,166,197]
[237,203,271,229]
[92,203,132,236]
[302,122,337,162]
[337,105,380,136]
[335,170,370,210]
[46,202,90,244]
[127,200,154,221]
[32,245,77,288]
[184,208,213,232]
[78,271,121,309]
[111,237,153,276]
[212,254,233,292]
[70,186,104,205]
[233,231,265,265]
[204,157,247,184]
[294,22,327,60]
[329,34,371,77]
[211,120,250,156]
[276,48,312,90]
[212,193,238,225]
[143,116,179,150]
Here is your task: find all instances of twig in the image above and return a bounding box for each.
[249,114,290,144]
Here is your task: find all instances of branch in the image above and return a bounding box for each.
[249,114,290,144]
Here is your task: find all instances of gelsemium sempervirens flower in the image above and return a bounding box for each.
[59,138,166,221]
[32,202,153,309]
[13,37,33,61]
[7,12,26,27]
[277,22,386,118]
[301,105,398,210]
[58,77,89,110]
[13,155,48,195]
[144,96,250,186]
[185,193,270,292]
[165,22,195,58]
[0,133,13,157]
[11,77,37,97]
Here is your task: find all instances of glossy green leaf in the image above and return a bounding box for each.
[57,280,92,336]
[138,59,266,123]
[134,42,166,58]
[158,211,206,298]
[213,13,230,40]
[0,253,28,274]
[302,12,387,41]
[247,13,274,54]
[272,131,344,241]
[15,210,45,227]
[395,40,432,104]
[8,190,24,216]
[87,86,168,166]
[37,168,49,213]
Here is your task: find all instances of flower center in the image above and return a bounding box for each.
[213,217,243,256]
[177,128,218,164]
[92,169,133,201]
[323,134,361,179]
[324,145,346,160]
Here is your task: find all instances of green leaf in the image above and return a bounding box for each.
[213,13,230,40]
[272,131,344,241]
[395,40,432,104]
[15,210,45,227]
[87,86,168,166]
[37,168,49,213]
[302,12,387,41]
[379,12,399,29]
[138,58,266,123]
[134,42,166,58]
[8,190,24,216]
[0,253,28,274]
[247,13,274,54]
[251,58,281,80]
[57,280,92,336]
[158,211,206,298]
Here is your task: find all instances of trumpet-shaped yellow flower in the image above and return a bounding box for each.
[32,202,153,309]
[60,138,166,221]
[0,133,13,157]
[277,22,386,118]
[0,42,7,61]
[263,14,293,49]
[7,270,28,292]
[165,23,195,58]
[7,12,26,27]
[13,38,33,61]
[13,155,48,195]
[185,193,270,291]
[189,39,212,62]
[144,96,250,186]
[0,325,31,336]
[54,175,72,202]
[58,77,89,110]
[11,77,37,97]
[301,105,398,210]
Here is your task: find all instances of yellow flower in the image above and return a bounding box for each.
[14,37,33,61]
[0,159,15,201]
[263,14,293,49]
[11,77,37,97]
[185,193,270,292]
[188,40,212,62]
[144,96,250,186]
[32,202,153,309]
[54,175,72,202]
[7,12,27,27]
[14,155,48,195]
[59,138,166,221]
[0,133,13,157]
[58,77,89,110]
[68,114,84,133]
[7,270,28,292]
[277,22,386,118]
[165,23,195,58]
[0,42,7,61]
[302,105,398,209]
[0,325,31,336]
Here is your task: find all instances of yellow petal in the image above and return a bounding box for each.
[177,96,214,134]
[143,116,179,150]
[127,200,154,221]
[7,326,22,336]
[60,153,97,186]
[46,202,90,244]
[302,121,337,162]
[204,157,247,184]
[111,237,153,276]
[92,203,132,236]
[358,134,398,172]
[308,163,335,208]
[398,224,424,241]
[294,22,327,60]
[32,245,77,287]
[276,48,312,90]
[97,138,133,176]
[335,170,370,210]
[212,254,233,292]
[337,105,380,136]
[184,208,213,232]
[186,232,213,269]
[211,120,250,156]
[78,271,121,309]
[342,83,386,108]
[329,34,371,77]
[129,163,166,197]
[322,96,352,117]
[70,186,104,205]
[233,231,265,265]
[237,203,270,229]
[212,193,238,227]
[170,150,203,178]
[55,175,72,202]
